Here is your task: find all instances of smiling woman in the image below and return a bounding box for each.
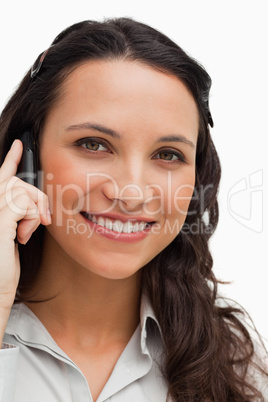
[0,18,267,402]
[37,60,197,280]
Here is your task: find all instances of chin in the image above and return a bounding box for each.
[44,223,152,280]
[80,256,143,281]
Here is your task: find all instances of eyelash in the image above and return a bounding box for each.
[75,137,110,153]
[152,149,186,163]
[75,137,186,164]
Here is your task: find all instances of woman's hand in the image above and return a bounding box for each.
[0,140,51,341]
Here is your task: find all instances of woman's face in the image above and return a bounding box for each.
[40,60,199,279]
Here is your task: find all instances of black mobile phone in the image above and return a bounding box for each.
[16,131,38,187]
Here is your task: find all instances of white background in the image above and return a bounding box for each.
[0,1,267,345]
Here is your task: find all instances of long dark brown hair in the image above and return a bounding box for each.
[0,17,267,401]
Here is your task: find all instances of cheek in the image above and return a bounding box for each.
[172,182,195,216]
[41,157,110,227]
[158,173,195,243]
[163,169,195,217]
[41,153,85,216]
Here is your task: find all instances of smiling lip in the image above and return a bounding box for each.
[80,211,156,242]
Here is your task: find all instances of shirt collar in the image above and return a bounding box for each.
[6,293,164,359]
[140,293,164,354]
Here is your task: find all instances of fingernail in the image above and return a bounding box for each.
[11,140,18,150]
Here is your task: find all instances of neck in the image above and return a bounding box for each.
[24,231,142,346]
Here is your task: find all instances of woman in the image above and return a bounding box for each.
[0,18,267,401]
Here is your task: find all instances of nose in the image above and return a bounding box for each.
[102,166,155,213]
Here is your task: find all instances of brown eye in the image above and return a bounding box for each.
[81,140,108,152]
[158,152,177,161]
[85,141,100,150]
[153,149,186,163]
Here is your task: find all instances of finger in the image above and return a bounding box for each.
[0,140,23,183]
[0,193,40,243]
[0,179,51,225]
[16,211,41,245]
[0,191,50,244]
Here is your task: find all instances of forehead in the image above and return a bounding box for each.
[46,59,199,140]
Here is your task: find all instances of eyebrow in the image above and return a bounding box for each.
[66,123,120,138]
[157,135,195,149]
[66,122,196,148]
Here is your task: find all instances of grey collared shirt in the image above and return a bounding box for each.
[1,295,168,402]
[1,298,267,401]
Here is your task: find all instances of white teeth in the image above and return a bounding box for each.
[133,222,139,233]
[113,220,123,233]
[97,216,105,227]
[91,215,98,224]
[105,218,113,230]
[85,213,150,233]
[122,221,133,234]
[139,222,147,231]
